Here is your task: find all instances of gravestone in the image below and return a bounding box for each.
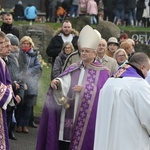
[15,24,54,61]
[26,29,44,54]
[96,21,120,40]
[69,16,91,31]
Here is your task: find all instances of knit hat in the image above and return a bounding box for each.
[107,37,119,46]
[6,34,19,46]
[79,25,101,50]
[18,1,22,5]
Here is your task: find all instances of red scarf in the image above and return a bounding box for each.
[21,47,31,53]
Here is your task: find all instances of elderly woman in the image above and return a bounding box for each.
[16,36,42,133]
[106,37,119,58]
[52,42,74,79]
[113,48,128,66]
[120,40,134,60]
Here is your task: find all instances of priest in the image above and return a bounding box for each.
[36,25,110,150]
[94,52,150,150]
[0,31,13,150]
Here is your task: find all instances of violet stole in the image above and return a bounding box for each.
[70,67,99,149]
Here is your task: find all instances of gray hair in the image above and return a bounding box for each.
[113,48,128,60]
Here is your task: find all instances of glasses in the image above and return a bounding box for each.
[81,49,94,53]
[65,46,71,49]
[117,54,125,57]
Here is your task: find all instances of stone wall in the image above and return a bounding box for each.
[15,24,54,61]
[96,21,120,40]
[123,30,150,45]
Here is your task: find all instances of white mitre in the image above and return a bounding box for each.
[94,29,101,39]
[79,25,101,50]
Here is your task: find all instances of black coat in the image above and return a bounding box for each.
[1,23,20,39]
[13,4,24,19]
[102,0,115,10]
[113,0,126,10]
[52,51,68,79]
[126,0,136,9]
[46,29,78,65]
[6,54,24,101]
[136,0,146,21]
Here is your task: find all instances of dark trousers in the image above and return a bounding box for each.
[16,104,32,126]
[59,141,70,150]
[103,9,115,22]
[29,106,34,125]
[7,106,16,135]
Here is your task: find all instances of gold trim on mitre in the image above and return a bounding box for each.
[79,25,101,50]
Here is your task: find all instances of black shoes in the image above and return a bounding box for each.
[9,131,17,140]
[29,122,38,128]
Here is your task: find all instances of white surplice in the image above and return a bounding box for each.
[94,77,150,150]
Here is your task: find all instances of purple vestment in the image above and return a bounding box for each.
[36,62,110,150]
[0,58,12,150]
[113,64,144,78]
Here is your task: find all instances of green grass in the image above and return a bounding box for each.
[34,65,51,117]
[119,26,150,31]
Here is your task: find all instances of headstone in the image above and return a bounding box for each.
[96,21,120,40]
[69,16,91,31]
[26,29,44,54]
[15,24,54,61]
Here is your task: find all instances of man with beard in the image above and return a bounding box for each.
[46,20,78,79]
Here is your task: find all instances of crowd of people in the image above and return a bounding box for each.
[36,19,150,150]
[0,1,150,150]
[0,11,42,149]
[43,0,150,26]
[1,0,149,26]
[10,1,37,22]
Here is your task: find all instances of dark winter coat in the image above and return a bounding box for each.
[102,0,115,10]
[1,23,20,39]
[46,28,78,65]
[6,54,24,101]
[13,4,24,19]
[19,49,42,96]
[126,0,136,9]
[52,51,69,79]
[114,0,126,10]
[136,0,146,21]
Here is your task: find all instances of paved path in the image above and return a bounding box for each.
[10,126,38,150]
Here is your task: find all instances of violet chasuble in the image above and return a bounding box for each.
[36,61,110,150]
[0,58,13,150]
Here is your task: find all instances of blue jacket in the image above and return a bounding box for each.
[19,49,42,96]
[24,6,37,19]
